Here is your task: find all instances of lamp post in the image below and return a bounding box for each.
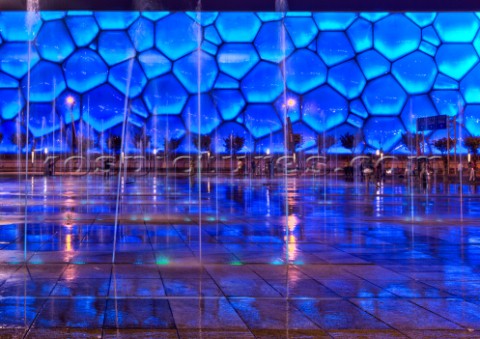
[66,96,77,155]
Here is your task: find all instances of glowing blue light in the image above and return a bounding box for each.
[0,73,18,88]
[95,11,139,29]
[212,90,246,121]
[350,99,369,118]
[143,74,188,115]
[141,12,170,21]
[65,16,99,47]
[434,74,458,90]
[328,60,366,99]
[430,90,465,116]
[464,105,480,136]
[0,42,40,78]
[363,117,405,151]
[0,12,42,41]
[138,49,171,79]
[82,84,126,132]
[317,32,355,66]
[357,50,390,80]
[217,44,260,80]
[347,18,373,53]
[215,13,261,42]
[214,122,252,153]
[362,75,407,115]
[57,91,81,124]
[21,61,65,102]
[241,62,283,103]
[28,103,61,137]
[202,41,217,55]
[147,115,186,149]
[422,26,440,46]
[254,21,295,63]
[419,41,436,57]
[374,14,421,61]
[303,85,348,133]
[0,89,24,120]
[64,49,108,93]
[41,11,66,21]
[392,51,437,94]
[274,93,301,123]
[434,13,480,43]
[214,74,239,89]
[313,13,357,30]
[128,17,154,53]
[173,50,218,93]
[98,31,136,66]
[204,26,222,45]
[36,20,75,62]
[436,44,479,80]
[285,49,327,94]
[360,12,389,22]
[400,95,438,132]
[460,64,480,103]
[131,98,149,118]
[284,17,318,48]
[405,12,436,27]
[109,59,147,98]
[155,13,199,60]
[244,105,282,138]
[182,94,221,135]
[257,13,284,21]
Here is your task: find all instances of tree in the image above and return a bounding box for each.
[10,132,28,150]
[224,134,245,155]
[432,137,454,155]
[340,132,360,154]
[192,134,212,152]
[464,136,480,162]
[316,134,335,155]
[107,135,122,153]
[401,132,422,154]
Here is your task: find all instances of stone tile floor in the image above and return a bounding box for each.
[0,175,479,338]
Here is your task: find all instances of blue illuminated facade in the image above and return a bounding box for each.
[0,11,479,154]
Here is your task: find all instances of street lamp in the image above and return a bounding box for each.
[66,96,77,155]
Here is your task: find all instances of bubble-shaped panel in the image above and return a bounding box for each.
[291,122,317,151]
[464,105,480,136]
[0,89,24,120]
[143,74,188,115]
[109,59,147,98]
[95,12,139,29]
[460,64,480,104]
[64,49,108,93]
[182,94,221,135]
[214,122,252,153]
[257,13,284,22]
[82,84,126,132]
[374,14,421,61]
[215,13,261,43]
[313,13,357,30]
[392,51,437,94]
[138,49,171,79]
[41,11,66,21]
[147,115,185,149]
[285,49,327,94]
[405,13,436,27]
[422,26,440,46]
[0,73,18,88]
[217,44,260,80]
[474,31,480,56]
[35,20,75,63]
[205,26,222,45]
[328,60,366,99]
[254,21,295,63]
[28,103,61,137]
[363,117,405,151]
[155,13,199,60]
[0,12,42,41]
[434,74,458,90]
[57,91,81,124]
[212,90,246,120]
[22,61,65,102]
[357,50,390,80]
[65,16,99,47]
[317,32,355,66]
[430,90,465,116]
[347,18,372,53]
[419,41,436,57]
[128,17,154,52]
[214,73,239,89]
[186,12,218,26]
[434,13,479,43]
[400,95,438,132]
[303,85,348,133]
[0,43,40,78]
[350,99,369,118]
[436,44,479,80]
[98,31,136,66]
[284,17,318,48]
[360,13,389,22]
[131,98,149,119]
[241,62,283,103]
[202,41,217,55]
[173,50,218,93]
[244,104,282,138]
[141,12,169,21]
[274,93,301,123]
[362,75,407,115]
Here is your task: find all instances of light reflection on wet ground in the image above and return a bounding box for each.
[0,175,480,338]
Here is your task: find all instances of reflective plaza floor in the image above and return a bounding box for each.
[1,174,480,338]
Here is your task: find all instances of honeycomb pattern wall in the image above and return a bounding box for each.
[0,11,479,154]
